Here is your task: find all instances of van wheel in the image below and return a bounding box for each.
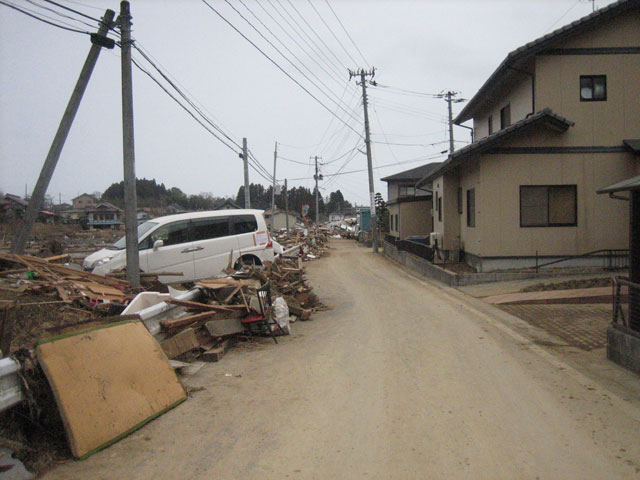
[234,255,262,270]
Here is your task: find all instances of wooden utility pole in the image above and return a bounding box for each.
[243,138,250,208]
[438,90,466,154]
[11,9,116,254]
[270,141,277,235]
[284,178,290,235]
[350,67,378,253]
[119,0,140,288]
[312,156,322,225]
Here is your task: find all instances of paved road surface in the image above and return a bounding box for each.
[44,239,640,479]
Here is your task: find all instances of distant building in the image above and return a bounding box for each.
[213,199,242,210]
[85,202,122,229]
[72,193,98,210]
[263,207,299,231]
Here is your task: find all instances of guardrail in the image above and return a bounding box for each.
[613,276,640,333]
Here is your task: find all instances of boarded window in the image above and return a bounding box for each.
[192,217,230,241]
[466,189,475,227]
[520,186,577,227]
[580,75,606,101]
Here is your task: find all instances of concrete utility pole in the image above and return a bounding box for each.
[284,178,290,235]
[119,0,140,288]
[350,67,378,253]
[242,137,250,208]
[270,141,277,235]
[11,9,116,254]
[312,156,322,225]
[438,90,466,154]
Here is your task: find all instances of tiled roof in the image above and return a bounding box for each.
[597,175,640,194]
[455,0,640,124]
[380,162,443,182]
[416,109,574,188]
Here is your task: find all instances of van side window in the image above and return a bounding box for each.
[192,217,230,241]
[149,221,191,246]
[232,215,258,234]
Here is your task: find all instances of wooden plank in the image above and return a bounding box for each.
[44,253,70,263]
[161,328,200,359]
[160,309,245,334]
[166,299,235,311]
[200,338,237,362]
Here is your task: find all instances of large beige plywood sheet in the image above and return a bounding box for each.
[35,320,186,459]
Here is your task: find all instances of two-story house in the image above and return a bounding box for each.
[381,162,442,240]
[416,0,640,272]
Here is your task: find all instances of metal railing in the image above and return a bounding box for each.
[384,234,397,246]
[612,276,640,333]
[396,239,434,262]
[534,249,629,272]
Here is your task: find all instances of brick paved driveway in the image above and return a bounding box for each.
[497,304,611,351]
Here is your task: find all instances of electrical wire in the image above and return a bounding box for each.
[223,0,362,127]
[201,0,363,138]
[0,0,91,34]
[323,0,370,68]
[369,82,440,98]
[41,0,101,23]
[306,0,359,67]
[25,0,98,29]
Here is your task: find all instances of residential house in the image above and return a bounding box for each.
[213,199,242,210]
[1,194,28,219]
[263,207,299,232]
[85,202,122,229]
[381,162,442,240]
[137,210,150,225]
[72,193,98,210]
[417,0,640,272]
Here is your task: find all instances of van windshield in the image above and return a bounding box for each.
[108,221,158,250]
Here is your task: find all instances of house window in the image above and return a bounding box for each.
[457,187,463,214]
[438,197,442,222]
[520,185,577,227]
[580,75,606,101]
[395,214,398,232]
[389,215,393,232]
[399,185,415,197]
[466,188,475,227]
[500,104,511,129]
[488,115,494,135]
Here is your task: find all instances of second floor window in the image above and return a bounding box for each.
[580,75,606,101]
[488,115,494,135]
[500,104,511,129]
[399,185,415,197]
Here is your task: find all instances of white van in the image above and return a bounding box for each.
[83,209,274,283]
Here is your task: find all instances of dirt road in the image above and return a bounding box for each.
[44,239,640,479]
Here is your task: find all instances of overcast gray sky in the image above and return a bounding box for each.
[0,0,614,206]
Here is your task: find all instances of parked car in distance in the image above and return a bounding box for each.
[83,209,274,283]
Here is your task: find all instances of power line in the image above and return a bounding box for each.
[323,0,370,68]
[369,82,440,98]
[223,0,362,127]
[201,0,363,138]
[0,0,91,35]
[306,0,359,67]
[41,0,101,23]
[25,0,98,29]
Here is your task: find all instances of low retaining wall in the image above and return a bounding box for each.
[607,325,640,375]
[382,240,611,287]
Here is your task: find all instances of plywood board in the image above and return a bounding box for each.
[35,320,186,459]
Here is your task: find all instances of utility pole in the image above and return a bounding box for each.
[284,178,290,235]
[438,90,466,154]
[270,141,277,235]
[242,137,250,208]
[12,9,116,254]
[349,67,378,253]
[312,156,323,225]
[119,1,140,288]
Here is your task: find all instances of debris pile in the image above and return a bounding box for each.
[273,228,330,262]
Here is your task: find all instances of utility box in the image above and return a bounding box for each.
[357,207,371,232]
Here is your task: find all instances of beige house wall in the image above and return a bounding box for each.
[433,175,462,250]
[456,151,633,259]
[398,200,432,239]
[473,76,533,140]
